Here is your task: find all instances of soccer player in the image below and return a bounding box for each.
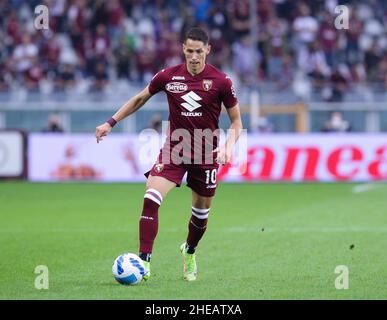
[95,27,243,281]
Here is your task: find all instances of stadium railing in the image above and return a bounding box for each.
[0,85,386,133]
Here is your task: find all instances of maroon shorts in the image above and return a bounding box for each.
[144,157,219,197]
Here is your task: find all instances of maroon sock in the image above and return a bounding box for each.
[186,207,210,253]
[139,189,163,257]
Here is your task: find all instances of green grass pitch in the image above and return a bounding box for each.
[0,181,386,300]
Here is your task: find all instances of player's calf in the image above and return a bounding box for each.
[139,188,164,280]
[186,207,210,254]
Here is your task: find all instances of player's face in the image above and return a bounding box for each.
[183,39,211,75]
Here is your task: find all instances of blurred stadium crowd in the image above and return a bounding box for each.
[0,0,386,102]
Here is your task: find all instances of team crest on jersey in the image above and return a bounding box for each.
[154,163,164,173]
[165,82,188,93]
[202,79,213,91]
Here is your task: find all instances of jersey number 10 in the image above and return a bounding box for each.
[205,169,217,184]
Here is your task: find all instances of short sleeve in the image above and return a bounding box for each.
[220,76,238,108]
[148,69,166,95]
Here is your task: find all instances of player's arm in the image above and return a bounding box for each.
[95,86,152,143]
[215,104,243,164]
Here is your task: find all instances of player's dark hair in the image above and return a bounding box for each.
[184,27,209,45]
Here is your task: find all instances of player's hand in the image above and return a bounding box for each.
[213,146,232,165]
[95,122,112,143]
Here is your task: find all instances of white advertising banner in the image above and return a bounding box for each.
[28,133,163,182]
[28,133,387,182]
[219,134,387,182]
[0,131,24,177]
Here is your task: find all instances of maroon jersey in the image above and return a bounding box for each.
[148,63,238,165]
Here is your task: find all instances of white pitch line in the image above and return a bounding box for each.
[352,183,383,194]
[224,226,387,233]
[1,226,387,234]
[0,228,128,233]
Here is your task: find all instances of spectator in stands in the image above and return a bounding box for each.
[67,0,88,55]
[319,11,338,68]
[0,75,9,92]
[192,0,211,23]
[345,8,363,65]
[276,52,295,90]
[180,7,198,43]
[6,10,21,47]
[207,28,229,69]
[364,41,383,82]
[375,54,387,89]
[153,10,174,41]
[299,42,330,92]
[41,34,61,73]
[232,35,261,86]
[257,0,275,25]
[12,34,38,75]
[135,33,157,83]
[25,61,43,92]
[156,29,177,68]
[0,63,11,92]
[93,24,111,64]
[0,0,386,103]
[256,116,274,133]
[322,111,351,132]
[55,63,76,92]
[275,0,297,21]
[329,66,350,102]
[42,114,64,133]
[349,62,367,85]
[114,36,133,80]
[207,0,232,43]
[89,61,108,92]
[79,30,95,77]
[292,4,319,57]
[46,0,66,33]
[266,14,287,82]
[229,0,251,41]
[163,36,184,68]
[107,0,124,47]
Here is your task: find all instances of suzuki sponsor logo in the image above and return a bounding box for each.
[165,82,188,93]
[181,111,202,117]
[180,91,202,117]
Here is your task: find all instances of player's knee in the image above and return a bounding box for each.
[192,190,213,208]
[144,188,163,207]
[191,207,210,220]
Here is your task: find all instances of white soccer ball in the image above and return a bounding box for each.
[112,253,145,285]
